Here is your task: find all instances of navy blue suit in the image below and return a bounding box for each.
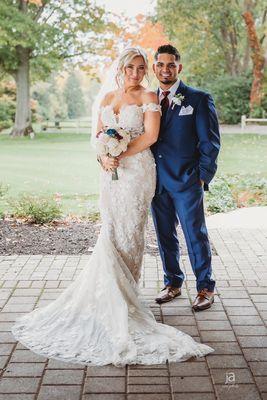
[151,80,220,292]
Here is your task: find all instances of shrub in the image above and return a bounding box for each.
[0,81,16,131]
[9,194,62,224]
[205,73,252,124]
[250,94,267,119]
[0,183,9,197]
[0,96,15,130]
[205,174,267,214]
[206,176,237,214]
[227,175,267,207]
[87,211,100,222]
[0,183,9,219]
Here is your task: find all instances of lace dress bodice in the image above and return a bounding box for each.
[100,102,161,138]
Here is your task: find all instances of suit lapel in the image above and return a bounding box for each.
[164,80,188,128]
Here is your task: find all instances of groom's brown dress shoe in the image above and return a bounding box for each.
[192,288,214,311]
[155,286,182,304]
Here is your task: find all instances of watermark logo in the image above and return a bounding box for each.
[225,371,239,388]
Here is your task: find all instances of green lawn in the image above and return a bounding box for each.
[0,132,266,216]
[0,133,99,215]
[218,134,267,176]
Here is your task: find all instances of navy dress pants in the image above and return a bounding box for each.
[151,182,215,292]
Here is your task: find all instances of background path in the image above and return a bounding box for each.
[221,124,267,135]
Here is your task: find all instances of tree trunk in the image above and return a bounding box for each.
[10,47,33,137]
[242,36,250,73]
[220,14,240,76]
[242,11,265,111]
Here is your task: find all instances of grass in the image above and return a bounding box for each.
[0,132,266,216]
[0,132,99,215]
[218,134,267,176]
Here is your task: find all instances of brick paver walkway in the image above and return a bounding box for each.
[0,227,266,400]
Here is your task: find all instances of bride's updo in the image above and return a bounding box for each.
[116,47,149,88]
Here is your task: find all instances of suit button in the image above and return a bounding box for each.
[158,155,162,158]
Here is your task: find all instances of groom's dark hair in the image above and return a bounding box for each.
[154,44,181,61]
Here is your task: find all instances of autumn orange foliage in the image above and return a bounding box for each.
[27,0,42,5]
[124,15,169,64]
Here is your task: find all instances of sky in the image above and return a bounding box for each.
[96,0,156,17]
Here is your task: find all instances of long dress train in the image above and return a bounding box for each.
[12,103,214,366]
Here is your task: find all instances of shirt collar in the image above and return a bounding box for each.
[159,78,180,97]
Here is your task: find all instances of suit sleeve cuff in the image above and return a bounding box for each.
[199,169,214,185]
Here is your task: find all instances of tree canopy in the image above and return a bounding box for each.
[156,0,266,82]
[0,0,113,135]
[156,0,266,114]
[0,0,109,78]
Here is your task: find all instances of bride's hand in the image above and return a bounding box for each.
[101,155,119,172]
[118,153,126,161]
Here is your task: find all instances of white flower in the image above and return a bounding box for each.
[107,137,119,149]
[96,142,107,155]
[96,127,131,159]
[110,146,123,157]
[171,94,185,109]
[99,134,110,144]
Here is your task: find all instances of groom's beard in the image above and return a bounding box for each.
[159,78,177,85]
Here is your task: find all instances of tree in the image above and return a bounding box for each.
[123,15,168,63]
[0,0,109,137]
[64,72,86,119]
[243,0,266,111]
[32,75,67,121]
[156,1,243,80]
[156,0,266,85]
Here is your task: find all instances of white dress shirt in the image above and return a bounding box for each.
[158,79,180,108]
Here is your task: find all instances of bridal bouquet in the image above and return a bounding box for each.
[96,127,131,180]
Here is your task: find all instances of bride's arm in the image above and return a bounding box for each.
[96,93,119,171]
[119,92,160,160]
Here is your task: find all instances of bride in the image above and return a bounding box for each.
[12,47,214,366]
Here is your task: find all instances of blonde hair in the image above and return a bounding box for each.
[115,47,149,88]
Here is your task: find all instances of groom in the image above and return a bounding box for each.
[151,44,220,311]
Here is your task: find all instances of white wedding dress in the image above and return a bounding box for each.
[12,103,214,366]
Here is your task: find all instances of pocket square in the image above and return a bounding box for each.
[179,105,194,116]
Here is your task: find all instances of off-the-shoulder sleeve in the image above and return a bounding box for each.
[142,103,162,114]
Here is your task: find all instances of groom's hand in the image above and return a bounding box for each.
[200,179,204,187]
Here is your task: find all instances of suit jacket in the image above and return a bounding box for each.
[151,80,220,193]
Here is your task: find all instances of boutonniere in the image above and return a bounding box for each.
[171,93,185,109]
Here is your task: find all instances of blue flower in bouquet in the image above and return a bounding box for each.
[106,128,123,140]
[106,128,117,137]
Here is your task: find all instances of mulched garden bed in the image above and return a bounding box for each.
[0,215,217,256]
